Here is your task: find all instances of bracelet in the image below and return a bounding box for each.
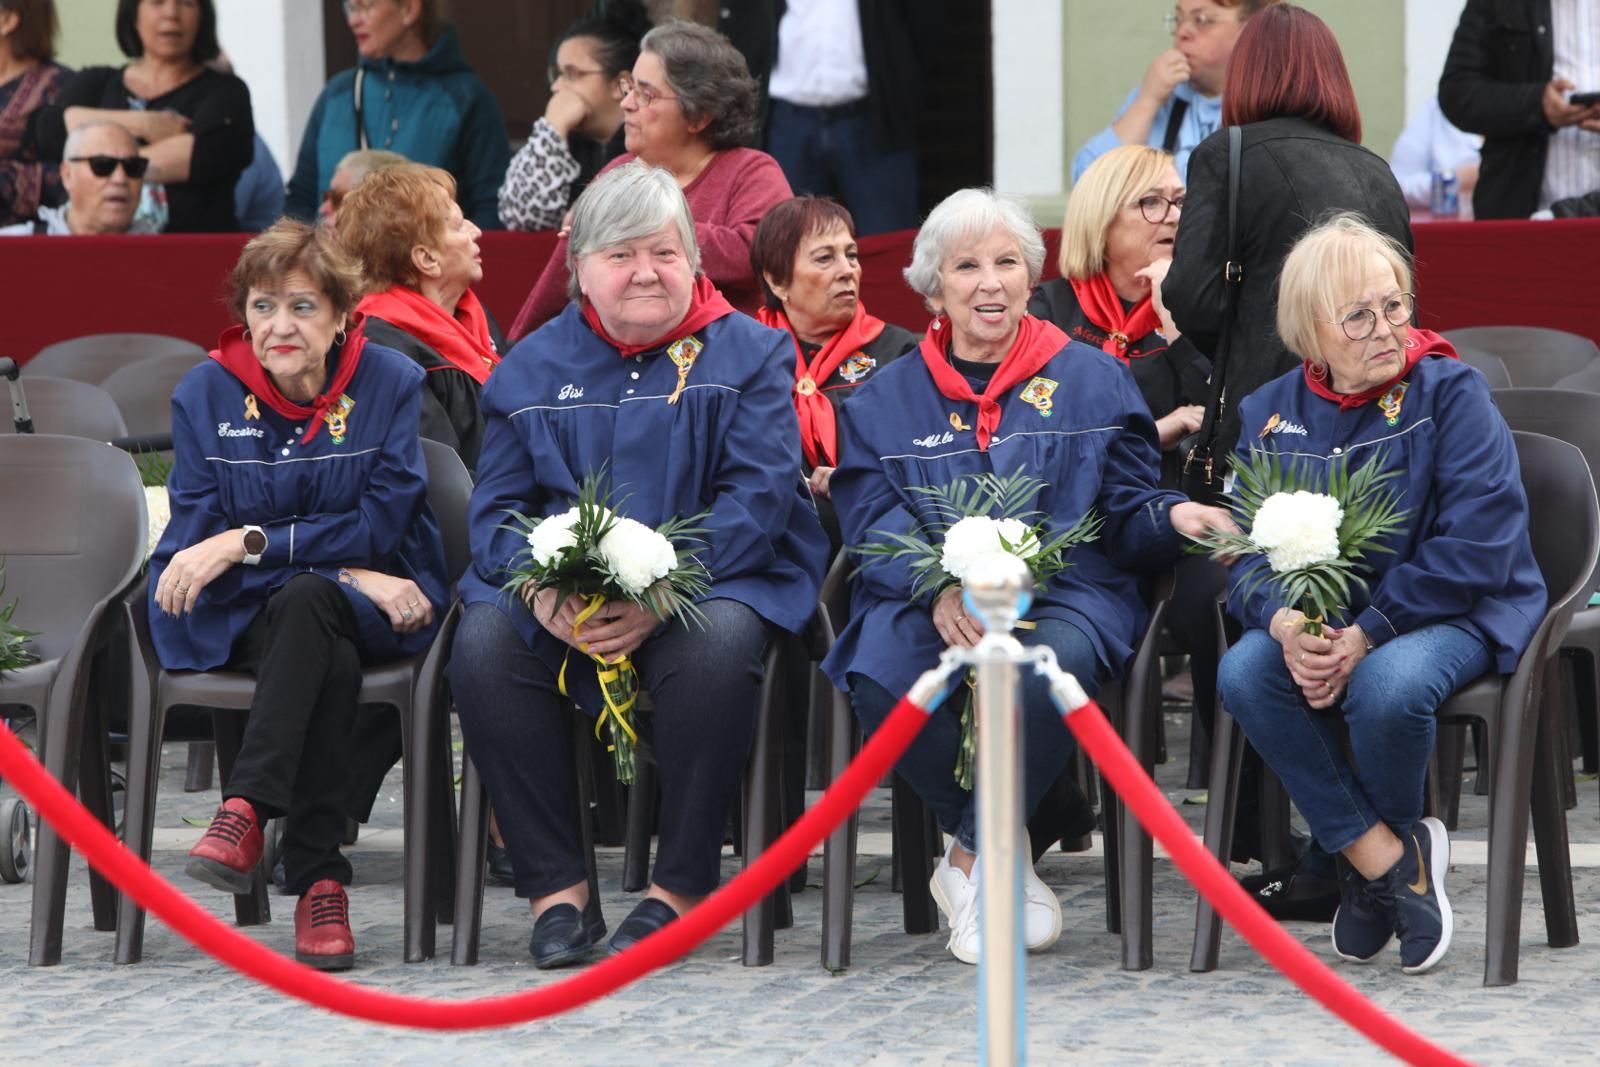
[337,567,359,593]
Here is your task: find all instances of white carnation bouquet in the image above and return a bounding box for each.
[135,451,172,560]
[501,470,711,783]
[1187,447,1409,637]
[853,469,1102,788]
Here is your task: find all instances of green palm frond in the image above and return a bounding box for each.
[0,562,39,675]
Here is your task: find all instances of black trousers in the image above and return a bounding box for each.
[224,574,363,894]
[449,599,770,900]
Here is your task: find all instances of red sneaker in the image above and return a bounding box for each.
[185,797,262,895]
[295,879,355,971]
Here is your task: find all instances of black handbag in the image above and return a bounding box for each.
[1181,125,1244,505]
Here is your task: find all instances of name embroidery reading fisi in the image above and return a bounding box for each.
[558,383,585,400]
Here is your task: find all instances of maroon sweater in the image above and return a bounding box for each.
[508,147,792,340]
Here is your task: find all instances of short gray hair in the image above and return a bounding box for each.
[904,188,1046,311]
[63,121,138,161]
[642,21,759,149]
[565,161,702,301]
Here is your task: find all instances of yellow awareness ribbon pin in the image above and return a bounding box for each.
[244,394,260,420]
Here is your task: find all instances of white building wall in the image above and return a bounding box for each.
[1405,0,1469,124]
[215,0,326,178]
[991,1,1065,198]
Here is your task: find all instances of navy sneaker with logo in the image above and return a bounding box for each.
[1330,855,1394,963]
[1383,816,1453,975]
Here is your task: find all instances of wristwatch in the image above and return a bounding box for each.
[241,525,267,566]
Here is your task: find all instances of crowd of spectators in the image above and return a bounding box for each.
[2,0,1594,982]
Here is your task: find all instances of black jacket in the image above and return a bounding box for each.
[1163,117,1412,459]
[1438,0,1555,220]
[362,312,506,474]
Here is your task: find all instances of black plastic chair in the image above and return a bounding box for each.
[116,439,473,964]
[1443,326,1599,387]
[0,434,147,966]
[1190,430,1598,986]
[26,333,207,385]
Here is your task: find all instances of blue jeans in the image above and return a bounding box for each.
[1217,623,1492,853]
[850,618,1100,852]
[448,599,770,899]
[765,99,919,236]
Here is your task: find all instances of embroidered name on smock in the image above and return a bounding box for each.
[217,422,265,438]
[1259,413,1308,437]
[913,430,956,448]
[558,383,585,399]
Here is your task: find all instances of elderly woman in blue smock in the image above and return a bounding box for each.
[448,161,827,969]
[149,220,447,971]
[821,188,1236,964]
[1216,215,1544,977]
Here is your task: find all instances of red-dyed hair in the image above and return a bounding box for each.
[750,197,858,311]
[1221,4,1361,144]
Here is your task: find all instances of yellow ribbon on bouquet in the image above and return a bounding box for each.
[557,593,641,783]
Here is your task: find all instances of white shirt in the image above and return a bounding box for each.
[1541,0,1600,209]
[1389,97,1483,209]
[768,0,869,108]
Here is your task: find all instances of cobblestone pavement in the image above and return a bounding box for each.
[7,708,1600,1065]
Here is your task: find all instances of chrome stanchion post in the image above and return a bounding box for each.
[963,555,1034,1067]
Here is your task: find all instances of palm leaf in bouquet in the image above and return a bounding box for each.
[0,562,39,675]
[1187,447,1410,635]
[497,467,712,783]
[851,467,1103,788]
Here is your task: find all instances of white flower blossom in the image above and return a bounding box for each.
[940,515,1043,579]
[144,486,170,560]
[1250,490,1344,573]
[527,508,583,567]
[598,516,679,596]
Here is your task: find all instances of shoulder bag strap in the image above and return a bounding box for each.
[1183,124,1244,488]
[353,67,369,151]
[1161,97,1190,154]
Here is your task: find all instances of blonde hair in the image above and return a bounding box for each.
[1058,145,1175,280]
[1276,213,1413,366]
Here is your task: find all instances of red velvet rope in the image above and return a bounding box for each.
[1062,698,1476,1067]
[0,694,930,1028]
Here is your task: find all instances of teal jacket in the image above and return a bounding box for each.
[285,26,509,228]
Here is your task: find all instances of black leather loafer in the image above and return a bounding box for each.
[609,898,680,955]
[528,902,606,969]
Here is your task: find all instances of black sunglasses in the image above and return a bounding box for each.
[68,154,150,179]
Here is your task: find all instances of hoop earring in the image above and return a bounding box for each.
[1306,360,1328,383]
[241,328,251,341]
[333,330,348,348]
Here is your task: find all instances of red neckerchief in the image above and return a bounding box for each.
[209,316,368,444]
[756,301,886,468]
[1302,328,1459,410]
[580,275,735,357]
[356,285,499,385]
[918,314,1069,450]
[1068,273,1162,363]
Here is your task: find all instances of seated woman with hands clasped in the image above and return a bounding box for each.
[152,220,447,971]
[448,162,827,969]
[821,187,1237,964]
[1216,214,1545,976]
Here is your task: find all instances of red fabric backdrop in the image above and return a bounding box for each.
[4,219,1597,363]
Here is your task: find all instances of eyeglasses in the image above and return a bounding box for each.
[1323,293,1416,341]
[617,73,678,109]
[68,155,149,179]
[1163,9,1240,35]
[549,65,607,88]
[341,0,388,18]
[1135,193,1185,223]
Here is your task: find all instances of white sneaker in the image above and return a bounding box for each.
[929,839,980,964]
[1022,832,1063,953]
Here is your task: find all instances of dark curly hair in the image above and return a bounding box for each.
[642,20,760,150]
